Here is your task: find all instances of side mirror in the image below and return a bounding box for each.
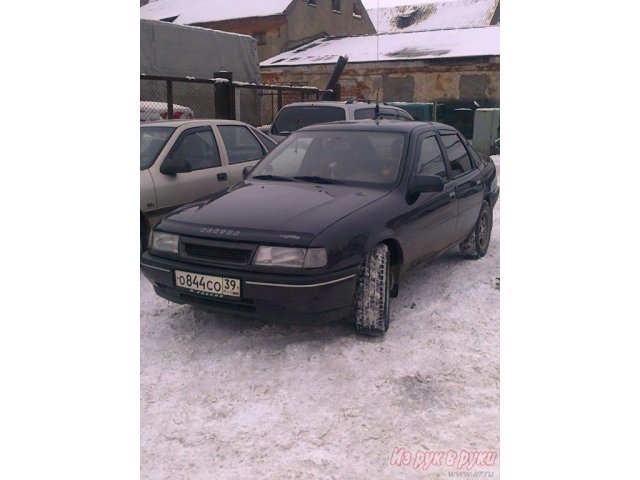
[160,157,192,175]
[409,174,444,194]
[242,165,254,179]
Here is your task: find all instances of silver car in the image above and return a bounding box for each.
[140,119,277,250]
[267,101,414,142]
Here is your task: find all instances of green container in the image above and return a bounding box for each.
[472,108,500,155]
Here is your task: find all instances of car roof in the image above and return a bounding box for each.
[140,119,257,128]
[299,119,456,133]
[280,101,410,112]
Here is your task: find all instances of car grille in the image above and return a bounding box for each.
[183,242,254,265]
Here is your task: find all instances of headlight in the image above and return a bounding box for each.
[150,231,179,254]
[253,246,327,268]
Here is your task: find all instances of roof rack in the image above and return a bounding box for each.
[345,98,391,105]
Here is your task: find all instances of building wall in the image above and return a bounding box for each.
[193,15,288,61]
[286,0,376,51]
[192,1,375,61]
[261,57,500,103]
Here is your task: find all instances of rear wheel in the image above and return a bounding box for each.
[459,200,492,259]
[354,244,391,336]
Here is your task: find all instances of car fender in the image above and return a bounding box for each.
[364,233,404,266]
[140,169,157,213]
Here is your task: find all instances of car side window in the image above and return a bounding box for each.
[167,128,221,171]
[353,107,398,120]
[354,108,374,120]
[218,125,265,164]
[416,135,447,179]
[440,133,473,178]
[253,128,277,152]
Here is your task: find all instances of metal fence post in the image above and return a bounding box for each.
[214,71,234,119]
[277,90,283,112]
[166,80,174,119]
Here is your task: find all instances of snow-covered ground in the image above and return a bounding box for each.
[140,157,500,479]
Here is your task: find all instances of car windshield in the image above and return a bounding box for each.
[250,130,407,186]
[272,106,346,135]
[140,126,175,170]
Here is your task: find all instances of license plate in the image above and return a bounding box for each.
[174,270,241,298]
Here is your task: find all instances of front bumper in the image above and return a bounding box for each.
[140,252,359,324]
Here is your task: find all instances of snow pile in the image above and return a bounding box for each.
[261,26,499,66]
[368,0,499,33]
[140,0,292,25]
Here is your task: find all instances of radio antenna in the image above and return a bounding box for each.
[376,0,380,62]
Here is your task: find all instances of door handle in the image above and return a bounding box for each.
[217,173,228,182]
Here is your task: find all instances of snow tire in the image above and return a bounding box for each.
[355,244,391,336]
[459,200,492,259]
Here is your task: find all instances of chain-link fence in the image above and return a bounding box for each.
[141,74,333,126]
[236,87,323,128]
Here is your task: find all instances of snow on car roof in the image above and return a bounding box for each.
[367,0,499,33]
[261,26,499,67]
[140,0,292,25]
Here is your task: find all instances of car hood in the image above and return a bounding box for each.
[159,180,390,245]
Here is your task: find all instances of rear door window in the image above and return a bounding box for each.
[252,128,277,151]
[440,133,473,178]
[166,128,221,171]
[218,125,265,164]
[273,106,346,134]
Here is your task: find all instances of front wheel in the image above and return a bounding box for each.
[354,244,391,336]
[459,200,493,259]
[140,217,148,253]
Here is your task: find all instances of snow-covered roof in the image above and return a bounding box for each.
[261,26,499,67]
[367,0,499,33]
[140,0,293,25]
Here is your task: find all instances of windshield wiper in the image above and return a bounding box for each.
[293,175,344,185]
[252,174,294,182]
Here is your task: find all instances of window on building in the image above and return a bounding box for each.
[353,3,362,17]
[332,0,341,13]
[252,32,266,45]
[308,0,317,6]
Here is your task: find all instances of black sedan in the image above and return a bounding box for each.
[141,120,499,336]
